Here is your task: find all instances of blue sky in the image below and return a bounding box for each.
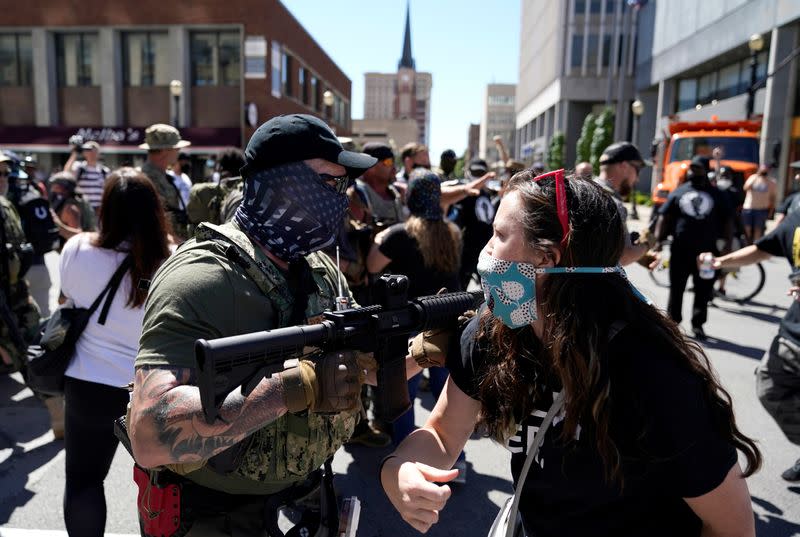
[281,0,521,161]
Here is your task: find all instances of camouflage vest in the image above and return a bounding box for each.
[0,197,40,371]
[181,222,356,493]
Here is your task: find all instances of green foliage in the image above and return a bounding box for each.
[631,190,653,206]
[590,107,615,175]
[453,152,466,178]
[575,113,596,166]
[547,132,566,171]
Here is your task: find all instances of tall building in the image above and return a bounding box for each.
[0,0,351,174]
[467,123,481,161]
[515,0,638,165]
[480,84,517,163]
[364,3,432,146]
[634,0,800,198]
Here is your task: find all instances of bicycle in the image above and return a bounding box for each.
[648,235,765,303]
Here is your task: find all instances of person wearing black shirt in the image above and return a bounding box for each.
[703,209,800,482]
[367,169,467,477]
[654,156,734,340]
[450,159,496,289]
[380,170,760,536]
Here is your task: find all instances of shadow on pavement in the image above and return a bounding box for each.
[789,486,800,495]
[335,446,510,537]
[698,336,765,360]
[0,373,64,524]
[711,303,784,325]
[751,496,800,537]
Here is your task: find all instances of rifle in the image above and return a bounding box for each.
[195,274,483,424]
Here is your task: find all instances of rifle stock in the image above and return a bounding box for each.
[195,275,483,424]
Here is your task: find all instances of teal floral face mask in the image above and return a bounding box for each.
[477,249,650,329]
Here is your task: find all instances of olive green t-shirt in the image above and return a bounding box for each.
[136,224,357,494]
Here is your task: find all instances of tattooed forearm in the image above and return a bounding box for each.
[129,365,287,467]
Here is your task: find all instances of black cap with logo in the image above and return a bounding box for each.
[599,142,653,167]
[242,114,377,179]
[362,142,394,161]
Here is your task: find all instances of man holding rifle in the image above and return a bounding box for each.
[128,115,380,536]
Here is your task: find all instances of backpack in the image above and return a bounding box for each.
[14,185,59,256]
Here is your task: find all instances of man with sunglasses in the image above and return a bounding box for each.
[597,142,653,265]
[129,115,379,536]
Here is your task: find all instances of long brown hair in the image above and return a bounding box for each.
[477,170,761,484]
[405,216,461,273]
[92,167,171,307]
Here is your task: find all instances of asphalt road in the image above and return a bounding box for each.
[1,211,799,536]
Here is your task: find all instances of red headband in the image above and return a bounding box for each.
[532,169,570,246]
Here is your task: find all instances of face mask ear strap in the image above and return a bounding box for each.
[532,169,570,247]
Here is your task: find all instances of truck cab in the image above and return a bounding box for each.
[651,119,761,207]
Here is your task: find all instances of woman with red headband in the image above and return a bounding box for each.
[381,169,760,536]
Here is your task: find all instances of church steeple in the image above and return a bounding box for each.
[398,2,415,70]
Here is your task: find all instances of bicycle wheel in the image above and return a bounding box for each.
[715,262,766,303]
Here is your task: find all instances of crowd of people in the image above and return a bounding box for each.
[0,112,797,536]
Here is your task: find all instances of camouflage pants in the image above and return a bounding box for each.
[756,335,800,445]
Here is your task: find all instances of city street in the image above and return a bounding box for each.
[1,211,800,536]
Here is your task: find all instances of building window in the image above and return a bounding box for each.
[697,72,716,104]
[299,67,307,104]
[677,78,697,111]
[0,33,32,86]
[590,0,602,13]
[56,33,99,87]
[190,31,240,87]
[606,0,617,13]
[574,0,586,15]
[310,75,318,109]
[586,35,599,68]
[571,35,584,68]
[122,32,169,87]
[717,63,741,100]
[244,35,267,79]
[281,53,292,97]
[271,41,282,97]
[601,35,613,67]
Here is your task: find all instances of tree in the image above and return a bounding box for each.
[547,132,565,171]
[575,113,596,166]
[590,107,615,175]
[453,151,467,178]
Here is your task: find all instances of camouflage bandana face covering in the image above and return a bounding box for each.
[234,161,348,261]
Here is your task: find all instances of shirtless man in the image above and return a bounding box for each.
[742,165,777,243]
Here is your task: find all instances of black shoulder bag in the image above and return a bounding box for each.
[26,255,132,396]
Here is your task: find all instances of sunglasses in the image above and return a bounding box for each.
[319,173,350,194]
[531,169,570,247]
[380,157,395,168]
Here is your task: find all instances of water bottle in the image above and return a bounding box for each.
[699,253,716,280]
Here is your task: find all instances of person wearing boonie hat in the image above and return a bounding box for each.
[596,141,653,265]
[138,123,191,241]
[129,114,378,536]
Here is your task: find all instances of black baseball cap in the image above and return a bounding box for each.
[599,142,653,167]
[690,155,710,172]
[242,114,377,179]
[441,149,457,160]
[362,142,394,161]
[469,158,488,175]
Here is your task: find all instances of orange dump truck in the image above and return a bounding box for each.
[651,119,761,207]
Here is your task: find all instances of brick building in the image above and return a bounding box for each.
[0,0,351,176]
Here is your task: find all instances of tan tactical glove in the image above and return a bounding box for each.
[280,350,371,414]
[409,307,476,369]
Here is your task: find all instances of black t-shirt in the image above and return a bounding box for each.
[448,316,737,537]
[452,190,495,256]
[377,223,460,298]
[756,209,800,343]
[659,182,733,254]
